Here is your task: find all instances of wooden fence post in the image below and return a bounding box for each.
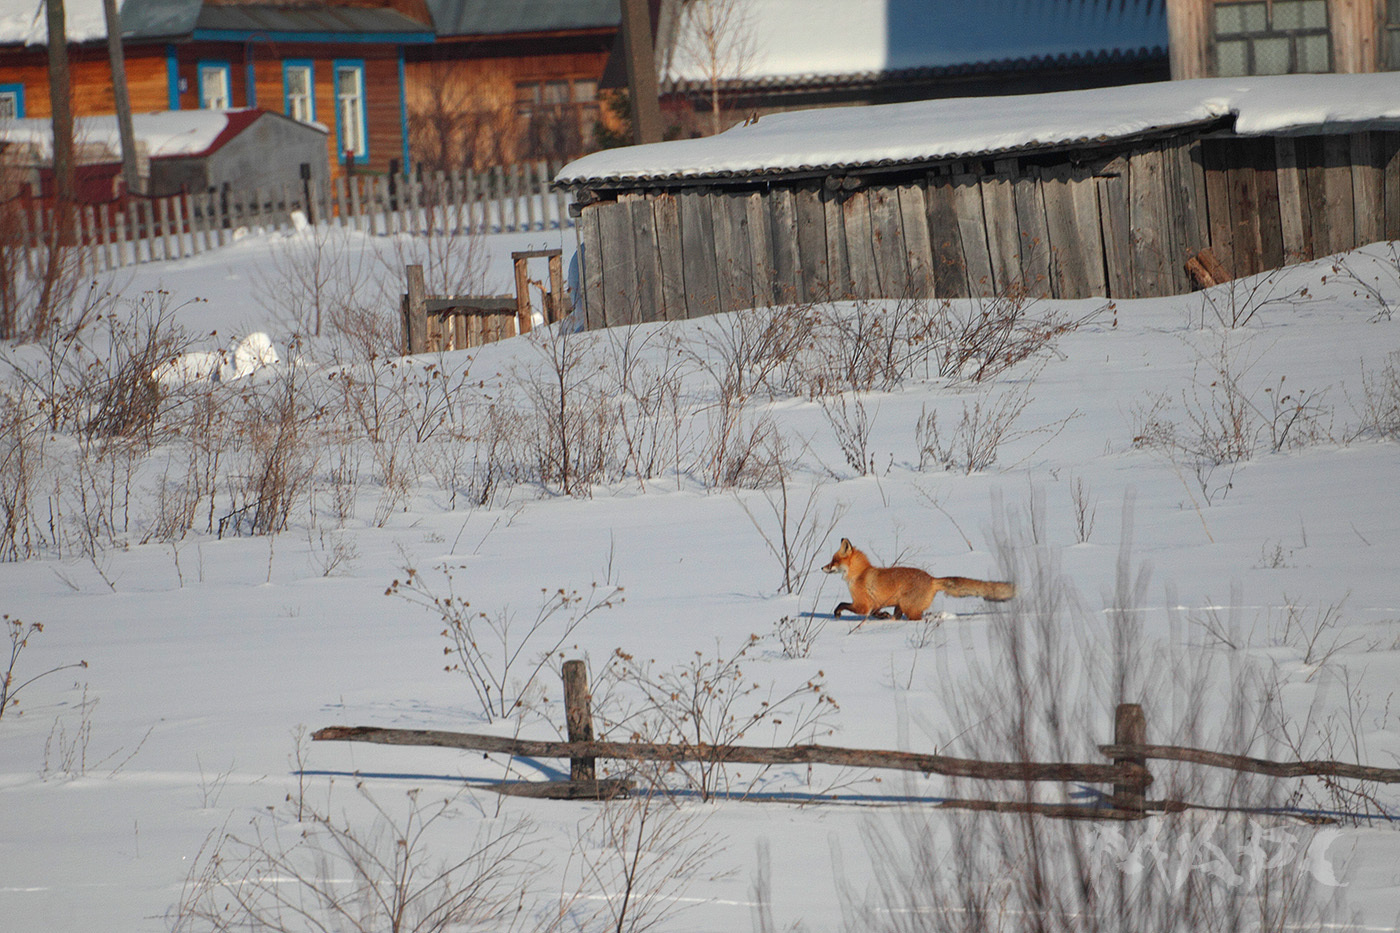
[562,659,596,782]
[514,253,533,335]
[403,264,427,354]
[1112,703,1147,817]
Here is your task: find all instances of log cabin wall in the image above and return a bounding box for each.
[571,127,1400,328]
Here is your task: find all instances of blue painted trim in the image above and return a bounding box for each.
[282,59,316,122]
[333,59,369,165]
[166,45,180,110]
[0,83,25,118]
[245,58,256,108]
[192,28,433,44]
[197,60,232,109]
[398,48,409,174]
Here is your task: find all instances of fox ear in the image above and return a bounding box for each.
[838,538,853,554]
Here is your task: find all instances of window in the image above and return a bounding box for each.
[513,78,601,160]
[334,61,367,163]
[199,62,231,109]
[0,83,23,119]
[284,62,315,123]
[1213,0,1331,76]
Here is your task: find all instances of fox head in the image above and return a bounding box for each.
[822,538,855,575]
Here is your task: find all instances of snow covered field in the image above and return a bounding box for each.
[2,215,1400,931]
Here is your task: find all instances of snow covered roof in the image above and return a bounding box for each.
[557,73,1400,188]
[662,0,1166,90]
[0,0,115,44]
[0,109,324,160]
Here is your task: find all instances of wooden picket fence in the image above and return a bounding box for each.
[2,160,574,274]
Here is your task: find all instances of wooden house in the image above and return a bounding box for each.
[556,73,1400,328]
[403,0,619,170]
[648,0,1171,137]
[0,0,433,178]
[1165,0,1398,79]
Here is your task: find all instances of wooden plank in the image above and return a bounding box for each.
[745,190,775,307]
[793,185,828,300]
[866,185,906,297]
[598,198,641,325]
[1163,140,1205,294]
[1096,158,1133,299]
[1352,132,1385,247]
[578,206,605,329]
[652,194,687,321]
[1321,133,1356,256]
[1184,138,1212,257]
[1012,171,1052,298]
[926,176,968,298]
[404,264,427,353]
[1250,138,1284,274]
[1128,144,1171,299]
[1200,139,1235,277]
[157,195,173,261]
[896,184,934,298]
[842,188,880,297]
[713,191,755,313]
[767,186,802,303]
[1069,165,1108,297]
[1384,132,1400,242]
[951,174,993,295]
[678,190,721,318]
[979,172,1021,294]
[1274,136,1311,264]
[628,194,662,323]
[1041,165,1106,298]
[96,202,113,269]
[821,185,853,299]
[1225,140,1263,277]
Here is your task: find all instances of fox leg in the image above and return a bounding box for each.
[833,602,890,620]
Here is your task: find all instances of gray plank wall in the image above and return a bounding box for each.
[575,130,1400,328]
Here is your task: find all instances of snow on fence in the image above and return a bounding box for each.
[3,160,574,273]
[312,662,1400,816]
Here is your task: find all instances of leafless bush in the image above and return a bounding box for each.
[1194,267,1312,329]
[688,304,812,403]
[1069,474,1097,544]
[735,449,846,595]
[1350,350,1400,441]
[0,183,86,341]
[2,614,87,719]
[219,361,321,537]
[376,175,490,305]
[774,614,826,660]
[559,784,723,933]
[389,562,623,721]
[604,325,691,491]
[836,497,1354,933]
[915,382,1036,474]
[925,288,1098,384]
[407,64,521,173]
[821,393,878,476]
[0,385,46,560]
[173,782,535,933]
[800,298,927,396]
[1323,241,1400,322]
[602,635,838,801]
[519,326,619,496]
[252,222,375,339]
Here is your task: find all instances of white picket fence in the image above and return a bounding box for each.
[8,160,575,273]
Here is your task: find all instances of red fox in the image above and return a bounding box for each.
[821,538,1015,622]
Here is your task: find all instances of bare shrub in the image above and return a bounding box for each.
[1323,241,1400,322]
[735,450,847,595]
[2,614,87,719]
[407,64,522,173]
[688,304,812,403]
[774,613,826,660]
[252,222,375,339]
[1069,474,1097,544]
[173,782,535,933]
[924,288,1099,384]
[1194,267,1312,329]
[603,325,691,491]
[519,326,618,497]
[915,381,1036,474]
[1350,350,1400,441]
[0,180,85,341]
[602,635,838,801]
[820,392,878,476]
[560,784,722,933]
[836,497,1353,933]
[388,562,623,721]
[0,385,46,560]
[219,362,321,538]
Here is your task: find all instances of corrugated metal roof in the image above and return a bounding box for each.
[119,0,204,39]
[424,0,617,38]
[194,4,432,38]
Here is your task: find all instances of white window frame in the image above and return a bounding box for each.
[334,61,367,163]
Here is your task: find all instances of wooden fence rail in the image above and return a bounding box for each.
[313,662,1400,818]
[1,160,573,275]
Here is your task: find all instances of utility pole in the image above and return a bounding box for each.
[45,0,76,209]
[619,0,662,145]
[102,0,142,194]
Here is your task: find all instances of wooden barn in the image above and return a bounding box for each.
[557,73,1400,329]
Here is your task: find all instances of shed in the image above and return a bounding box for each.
[557,73,1400,329]
[0,109,329,199]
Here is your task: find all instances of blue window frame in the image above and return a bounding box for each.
[0,83,24,119]
[198,60,232,109]
[283,60,316,123]
[333,59,368,164]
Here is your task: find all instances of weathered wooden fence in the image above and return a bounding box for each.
[312,662,1400,817]
[400,249,565,353]
[2,160,574,274]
